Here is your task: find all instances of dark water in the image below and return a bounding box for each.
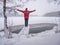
[12,24,57,34]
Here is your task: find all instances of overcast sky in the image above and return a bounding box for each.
[0,0,60,16]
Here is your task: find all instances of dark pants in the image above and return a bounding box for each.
[25,18,28,27]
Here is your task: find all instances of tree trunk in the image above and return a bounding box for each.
[3,0,10,38]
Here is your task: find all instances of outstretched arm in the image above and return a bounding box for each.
[29,10,36,13]
[17,9,24,13]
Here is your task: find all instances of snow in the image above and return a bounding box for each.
[18,26,29,35]
[0,0,60,45]
[0,26,60,45]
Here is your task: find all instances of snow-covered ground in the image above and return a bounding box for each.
[0,26,60,45]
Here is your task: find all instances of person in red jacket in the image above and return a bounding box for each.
[17,8,36,27]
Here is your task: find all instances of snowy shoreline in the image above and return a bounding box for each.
[0,23,57,34]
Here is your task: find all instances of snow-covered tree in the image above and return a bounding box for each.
[3,0,12,38]
[47,0,60,5]
[47,0,60,33]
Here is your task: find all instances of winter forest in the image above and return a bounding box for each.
[0,0,60,45]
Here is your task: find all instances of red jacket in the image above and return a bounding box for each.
[17,9,35,19]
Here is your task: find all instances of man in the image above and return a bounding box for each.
[17,8,36,27]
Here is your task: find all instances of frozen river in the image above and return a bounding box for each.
[0,17,60,30]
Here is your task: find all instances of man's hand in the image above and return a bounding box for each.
[33,10,36,11]
[17,9,19,11]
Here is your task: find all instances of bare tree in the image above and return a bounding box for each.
[3,0,12,38]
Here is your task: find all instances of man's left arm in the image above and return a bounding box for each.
[29,10,36,13]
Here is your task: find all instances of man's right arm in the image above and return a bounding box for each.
[17,9,24,13]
